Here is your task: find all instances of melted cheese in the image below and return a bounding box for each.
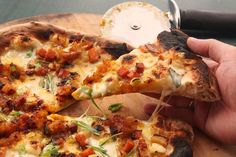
[6,131,46,157]
[1,49,36,69]
[89,136,118,157]
[15,75,58,105]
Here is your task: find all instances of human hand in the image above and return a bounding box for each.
[144,37,236,144]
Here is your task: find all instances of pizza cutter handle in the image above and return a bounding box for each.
[180,10,236,32]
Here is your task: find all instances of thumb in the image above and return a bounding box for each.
[187,37,236,63]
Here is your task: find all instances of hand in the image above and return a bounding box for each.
[144,37,236,144]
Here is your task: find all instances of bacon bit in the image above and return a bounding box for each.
[83,61,111,84]
[25,69,35,75]
[36,48,47,58]
[45,48,57,61]
[138,138,150,156]
[69,124,78,133]
[61,51,80,63]
[14,96,26,108]
[1,83,15,95]
[88,47,100,63]
[123,139,135,153]
[117,67,129,78]
[136,63,144,73]
[31,110,48,129]
[0,147,6,156]
[58,69,70,78]
[0,131,22,147]
[0,122,17,138]
[127,71,140,79]
[55,137,65,147]
[0,64,4,72]
[35,67,47,76]
[81,41,94,50]
[56,85,72,97]
[131,130,142,140]
[79,148,95,157]
[45,120,69,136]
[104,115,138,138]
[75,133,88,147]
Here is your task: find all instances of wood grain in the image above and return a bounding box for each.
[0,13,235,157]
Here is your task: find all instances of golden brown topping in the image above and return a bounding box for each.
[75,132,88,148]
[60,51,80,64]
[88,47,101,63]
[137,138,150,156]
[50,34,68,47]
[83,61,111,84]
[0,131,22,147]
[0,122,17,137]
[136,62,145,73]
[122,139,135,153]
[1,83,15,95]
[35,66,48,76]
[0,147,7,157]
[36,48,57,62]
[79,147,95,157]
[104,115,138,138]
[117,66,129,78]
[45,49,57,62]
[36,48,47,58]
[56,85,73,102]
[58,69,70,78]
[12,35,34,50]
[80,40,94,50]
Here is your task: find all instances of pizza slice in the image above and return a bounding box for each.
[72,30,220,102]
[0,22,132,113]
[0,110,193,157]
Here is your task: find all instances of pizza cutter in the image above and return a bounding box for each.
[101,0,236,47]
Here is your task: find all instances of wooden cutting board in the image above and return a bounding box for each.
[0,13,235,157]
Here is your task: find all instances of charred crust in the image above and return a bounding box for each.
[193,60,210,84]
[122,54,136,64]
[32,28,54,41]
[69,34,83,43]
[0,22,133,58]
[157,29,197,59]
[158,29,213,86]
[170,137,193,157]
[100,42,133,58]
[0,36,10,52]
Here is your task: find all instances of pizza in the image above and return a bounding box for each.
[0,22,132,113]
[0,110,193,157]
[72,29,220,102]
[0,21,221,157]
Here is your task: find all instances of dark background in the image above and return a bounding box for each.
[0,0,236,44]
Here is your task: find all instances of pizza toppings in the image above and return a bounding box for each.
[1,83,15,95]
[123,139,135,153]
[136,62,144,73]
[108,103,123,113]
[36,48,57,62]
[117,66,129,78]
[79,147,95,157]
[0,110,193,157]
[88,47,101,63]
[75,132,88,147]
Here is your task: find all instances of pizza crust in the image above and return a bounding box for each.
[0,21,133,56]
[156,30,220,101]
